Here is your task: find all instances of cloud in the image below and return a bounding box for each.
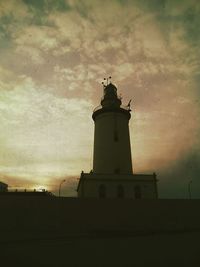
[0,72,93,182]
[14,25,58,52]
[0,0,200,196]
[0,0,29,18]
[158,146,200,198]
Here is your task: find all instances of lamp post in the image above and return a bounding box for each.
[188,180,192,199]
[58,179,66,197]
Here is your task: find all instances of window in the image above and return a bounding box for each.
[114,130,118,142]
[99,184,106,198]
[117,185,124,198]
[134,185,141,199]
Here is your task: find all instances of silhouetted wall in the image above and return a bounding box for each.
[77,173,157,199]
[0,197,200,234]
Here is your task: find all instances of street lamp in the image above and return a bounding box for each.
[188,180,192,199]
[58,179,66,197]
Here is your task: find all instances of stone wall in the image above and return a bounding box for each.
[0,197,200,235]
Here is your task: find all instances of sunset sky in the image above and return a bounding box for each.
[0,0,200,197]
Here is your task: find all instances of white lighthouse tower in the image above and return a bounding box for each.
[77,78,158,199]
[93,80,132,175]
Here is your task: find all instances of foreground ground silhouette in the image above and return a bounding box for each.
[1,197,200,266]
[1,231,199,266]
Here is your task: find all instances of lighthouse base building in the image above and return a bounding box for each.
[77,173,157,199]
[77,81,158,199]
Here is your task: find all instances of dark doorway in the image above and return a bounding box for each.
[134,185,141,199]
[117,185,124,198]
[99,184,106,198]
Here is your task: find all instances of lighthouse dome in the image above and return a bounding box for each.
[104,83,118,98]
[101,83,121,108]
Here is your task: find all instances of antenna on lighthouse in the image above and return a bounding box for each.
[101,81,106,87]
[102,76,112,86]
[127,99,132,110]
[102,76,112,95]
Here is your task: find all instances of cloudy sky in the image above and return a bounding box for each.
[0,0,200,197]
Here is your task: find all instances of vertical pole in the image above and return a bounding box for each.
[59,179,66,197]
[188,180,192,199]
[153,172,158,199]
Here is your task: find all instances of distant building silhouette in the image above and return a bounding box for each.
[0,190,54,196]
[0,181,8,192]
[77,80,158,199]
[0,185,54,197]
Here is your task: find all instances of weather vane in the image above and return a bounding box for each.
[101,76,112,87]
[127,99,132,111]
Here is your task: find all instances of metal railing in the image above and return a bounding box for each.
[7,188,47,192]
[93,104,131,113]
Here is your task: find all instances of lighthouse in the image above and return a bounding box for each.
[77,78,158,199]
[93,81,132,175]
